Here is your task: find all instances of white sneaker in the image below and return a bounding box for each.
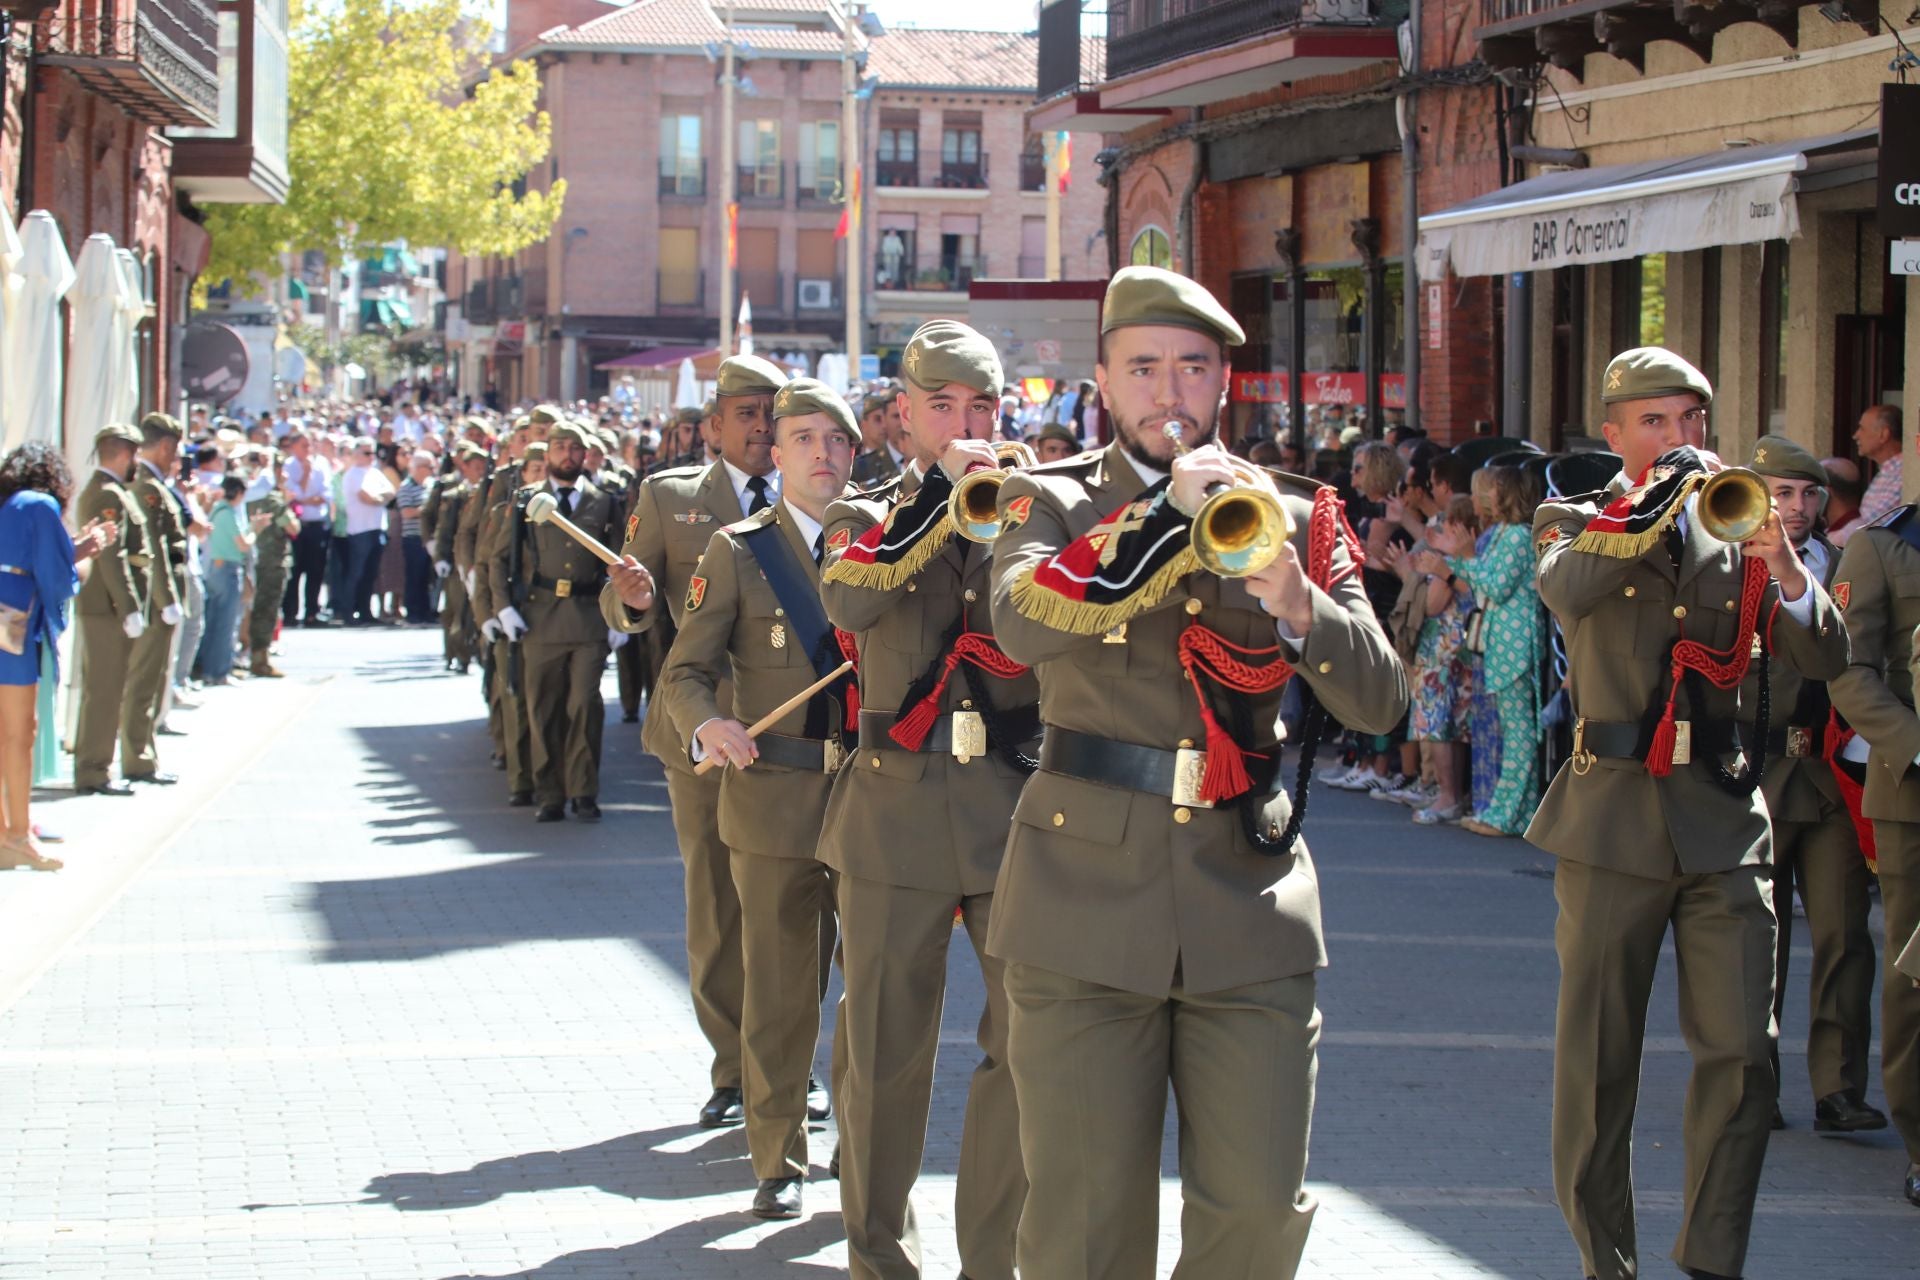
[1381,780,1435,806]
[1318,762,1361,787]
[1365,773,1414,799]
[1344,771,1394,794]
[1413,802,1465,825]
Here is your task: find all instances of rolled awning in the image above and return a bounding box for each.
[1417,128,1875,281]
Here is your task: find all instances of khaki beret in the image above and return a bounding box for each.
[522,441,548,459]
[1600,346,1713,405]
[528,403,565,426]
[94,423,141,450]
[546,420,590,447]
[675,405,704,427]
[454,441,488,461]
[715,354,788,398]
[1101,265,1245,347]
[139,411,184,441]
[773,377,862,445]
[902,320,1003,396]
[1750,434,1827,487]
[702,397,717,419]
[1035,423,1080,452]
[592,427,619,454]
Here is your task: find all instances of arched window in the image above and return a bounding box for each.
[1129,226,1171,269]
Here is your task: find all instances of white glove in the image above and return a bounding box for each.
[496,605,529,641]
[435,560,450,579]
[608,627,629,650]
[123,613,147,639]
[160,603,182,627]
[463,569,477,597]
[480,617,501,644]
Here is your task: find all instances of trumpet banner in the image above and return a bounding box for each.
[1009,480,1200,636]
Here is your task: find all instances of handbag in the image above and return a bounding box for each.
[1463,607,1488,655]
[0,601,28,656]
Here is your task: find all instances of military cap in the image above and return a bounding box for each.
[523,440,548,459]
[773,377,863,445]
[138,411,185,441]
[454,441,488,461]
[1101,265,1245,348]
[702,397,717,420]
[546,420,591,447]
[528,403,565,426]
[902,320,1003,396]
[592,426,620,454]
[1750,434,1827,487]
[715,354,788,398]
[674,405,704,427]
[93,423,141,450]
[1035,423,1081,453]
[1600,346,1713,405]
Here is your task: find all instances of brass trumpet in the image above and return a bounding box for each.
[1697,466,1774,544]
[949,440,1038,543]
[1162,424,1295,577]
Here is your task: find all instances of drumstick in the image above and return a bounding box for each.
[693,659,857,775]
[525,491,622,567]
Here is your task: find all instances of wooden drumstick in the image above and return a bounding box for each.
[693,659,857,775]
[525,490,622,567]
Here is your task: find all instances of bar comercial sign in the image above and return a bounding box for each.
[1878,84,1920,240]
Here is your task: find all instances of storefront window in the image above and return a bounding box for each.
[1226,264,1406,444]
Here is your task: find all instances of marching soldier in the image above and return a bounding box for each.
[1531,348,1850,1279]
[73,425,152,797]
[599,355,785,1132]
[1739,435,1882,1135]
[1829,449,1920,1210]
[125,414,188,785]
[246,452,299,679]
[476,438,545,807]
[850,381,906,488]
[631,376,860,1220]
[819,322,1031,1279]
[986,266,1408,1276]
[453,444,501,753]
[435,443,486,674]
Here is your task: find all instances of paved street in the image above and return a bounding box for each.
[0,625,1913,1278]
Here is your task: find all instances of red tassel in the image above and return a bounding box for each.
[1197,705,1254,803]
[889,693,943,752]
[1646,695,1679,778]
[843,684,860,733]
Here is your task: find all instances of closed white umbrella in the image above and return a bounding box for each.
[8,211,74,455]
[112,248,143,425]
[737,293,754,356]
[674,357,698,408]
[63,233,127,485]
[0,206,24,449]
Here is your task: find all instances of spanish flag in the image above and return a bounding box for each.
[835,165,862,240]
[1056,132,1071,194]
[726,202,739,268]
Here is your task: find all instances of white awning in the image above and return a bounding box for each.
[1416,129,1875,281]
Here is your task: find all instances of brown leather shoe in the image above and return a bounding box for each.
[250,650,285,678]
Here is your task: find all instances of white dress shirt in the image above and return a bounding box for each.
[721,457,780,512]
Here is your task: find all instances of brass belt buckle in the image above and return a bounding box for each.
[1670,720,1692,767]
[1171,747,1215,809]
[555,578,572,599]
[1571,717,1595,776]
[821,738,845,773]
[950,710,986,764]
[1786,726,1812,759]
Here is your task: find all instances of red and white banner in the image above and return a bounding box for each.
[1231,372,1406,409]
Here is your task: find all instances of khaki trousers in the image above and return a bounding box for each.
[1873,821,1920,1162]
[1551,858,1776,1280]
[122,618,173,778]
[523,639,607,805]
[441,571,470,665]
[731,847,830,1180]
[1772,804,1876,1102]
[836,875,1022,1280]
[492,637,532,796]
[74,615,135,788]
[1004,961,1319,1280]
[665,763,744,1090]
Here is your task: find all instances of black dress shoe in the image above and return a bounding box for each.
[535,804,566,823]
[508,791,533,807]
[1814,1089,1888,1133]
[77,780,135,797]
[572,797,601,822]
[751,1176,803,1219]
[806,1074,831,1122]
[621,711,640,723]
[125,772,179,786]
[1685,1270,1741,1279]
[700,1086,744,1128]
[1770,1102,1786,1130]
[1905,1162,1920,1207]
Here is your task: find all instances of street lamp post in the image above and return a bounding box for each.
[842,6,859,382]
[718,0,737,356]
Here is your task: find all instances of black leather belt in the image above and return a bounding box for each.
[857,706,1040,755]
[1574,717,1741,762]
[1038,726,1282,808]
[750,731,845,774]
[532,571,604,599]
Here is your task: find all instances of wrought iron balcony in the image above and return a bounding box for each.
[1475,0,1878,77]
[35,0,221,128]
[1106,0,1380,83]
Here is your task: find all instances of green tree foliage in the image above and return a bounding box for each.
[202,0,564,291]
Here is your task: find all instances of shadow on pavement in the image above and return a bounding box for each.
[363,1125,753,1209]
[439,1212,847,1279]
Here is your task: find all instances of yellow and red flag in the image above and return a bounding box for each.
[1056,132,1071,194]
[835,165,862,240]
[726,202,739,268]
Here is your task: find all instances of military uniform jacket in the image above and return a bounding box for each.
[433,481,470,566]
[129,461,186,610]
[819,465,1039,896]
[75,471,149,619]
[597,462,745,773]
[1829,508,1920,823]
[850,448,902,490]
[469,463,523,623]
[654,501,841,860]
[452,473,489,575]
[1738,531,1845,824]
[986,445,1408,998]
[247,490,296,568]
[488,479,621,647]
[1529,493,1849,878]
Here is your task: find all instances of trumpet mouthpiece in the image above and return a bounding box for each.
[1162,423,1184,443]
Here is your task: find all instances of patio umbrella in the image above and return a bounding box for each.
[7,211,74,455]
[674,357,698,409]
[112,248,144,425]
[737,293,754,356]
[63,234,128,485]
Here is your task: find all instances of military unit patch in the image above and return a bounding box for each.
[1002,494,1034,532]
[1537,525,1564,549]
[626,513,640,543]
[1835,581,1851,610]
[686,575,707,611]
[826,526,851,552]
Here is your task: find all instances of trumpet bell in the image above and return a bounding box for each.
[1697,467,1773,544]
[951,470,1006,544]
[1191,487,1295,578]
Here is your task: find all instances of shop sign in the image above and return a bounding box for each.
[1232,372,1407,409]
[1892,240,1920,276]
[1879,85,1920,239]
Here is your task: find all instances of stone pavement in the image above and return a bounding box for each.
[0,625,1914,1278]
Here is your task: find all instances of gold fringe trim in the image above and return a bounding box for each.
[821,513,955,591]
[1008,547,1202,637]
[1565,474,1703,559]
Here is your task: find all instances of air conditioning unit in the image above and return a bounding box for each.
[797,278,835,310]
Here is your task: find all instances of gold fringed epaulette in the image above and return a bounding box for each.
[821,511,956,590]
[1566,468,1705,559]
[1008,545,1201,636]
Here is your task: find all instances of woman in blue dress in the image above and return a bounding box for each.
[0,442,113,870]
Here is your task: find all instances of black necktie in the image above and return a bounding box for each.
[813,533,824,566]
[1665,523,1685,569]
[558,487,574,518]
[746,476,771,514]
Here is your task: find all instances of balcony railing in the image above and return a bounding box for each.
[938,157,989,190]
[875,159,920,189]
[737,164,785,202]
[796,161,842,204]
[496,274,524,316]
[1020,153,1047,192]
[35,1,221,127]
[658,268,706,310]
[1106,0,1377,82]
[660,158,707,200]
[737,270,784,314]
[875,257,988,291]
[465,282,498,326]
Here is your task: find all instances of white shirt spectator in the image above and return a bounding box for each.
[285,454,332,523]
[342,465,390,534]
[1858,454,1903,531]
